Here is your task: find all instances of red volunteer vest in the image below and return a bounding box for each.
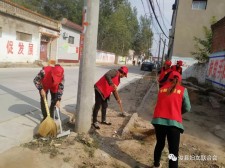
[41,66,62,93]
[153,83,185,123]
[95,72,120,99]
[171,65,182,74]
[158,67,172,86]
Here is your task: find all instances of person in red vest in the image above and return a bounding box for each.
[158,60,172,88]
[171,60,183,74]
[92,66,128,129]
[34,64,64,121]
[151,71,191,168]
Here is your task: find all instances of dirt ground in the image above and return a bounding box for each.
[0,72,224,168]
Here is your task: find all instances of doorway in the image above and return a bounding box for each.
[40,41,48,61]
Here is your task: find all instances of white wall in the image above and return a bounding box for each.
[58,26,80,61]
[184,63,208,85]
[0,15,39,63]
[96,50,115,63]
[171,56,198,79]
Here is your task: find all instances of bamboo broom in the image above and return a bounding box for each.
[38,95,57,137]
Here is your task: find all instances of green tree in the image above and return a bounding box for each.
[98,0,139,57]
[11,0,83,24]
[191,16,217,63]
[133,16,153,59]
[97,0,114,50]
[11,0,43,13]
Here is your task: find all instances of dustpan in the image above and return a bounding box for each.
[54,107,70,138]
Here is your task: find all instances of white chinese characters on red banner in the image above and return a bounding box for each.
[6,40,34,55]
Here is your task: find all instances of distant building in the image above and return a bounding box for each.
[0,1,112,65]
[0,0,60,63]
[168,0,225,59]
[58,18,82,63]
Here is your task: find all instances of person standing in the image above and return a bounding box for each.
[92,66,128,129]
[151,71,191,168]
[171,60,183,75]
[33,64,64,121]
[158,60,172,88]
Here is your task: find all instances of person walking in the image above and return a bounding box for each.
[33,64,64,121]
[158,60,172,88]
[151,71,191,168]
[171,60,183,74]
[92,66,128,129]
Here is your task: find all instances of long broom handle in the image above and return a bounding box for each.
[43,95,51,117]
[118,101,124,113]
[114,88,124,113]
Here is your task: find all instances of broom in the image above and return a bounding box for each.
[114,88,127,117]
[38,95,57,137]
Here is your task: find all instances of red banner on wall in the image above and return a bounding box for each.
[206,53,225,88]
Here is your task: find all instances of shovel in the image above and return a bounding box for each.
[54,107,70,138]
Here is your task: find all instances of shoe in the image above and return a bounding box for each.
[152,164,161,168]
[92,123,100,129]
[101,121,112,125]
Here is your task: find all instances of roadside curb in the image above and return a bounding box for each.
[121,73,157,139]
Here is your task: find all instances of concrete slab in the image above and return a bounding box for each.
[0,111,69,153]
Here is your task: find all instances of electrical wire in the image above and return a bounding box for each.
[156,0,169,32]
[148,0,169,39]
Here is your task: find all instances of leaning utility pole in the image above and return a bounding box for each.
[161,39,166,67]
[75,0,100,133]
[157,34,161,65]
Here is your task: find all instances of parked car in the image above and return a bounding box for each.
[154,61,162,70]
[140,61,155,71]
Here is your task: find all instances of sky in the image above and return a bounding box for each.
[129,0,175,57]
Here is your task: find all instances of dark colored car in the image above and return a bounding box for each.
[154,61,162,70]
[140,61,155,71]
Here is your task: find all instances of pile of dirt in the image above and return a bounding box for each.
[0,73,224,168]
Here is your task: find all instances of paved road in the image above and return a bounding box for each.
[0,65,147,153]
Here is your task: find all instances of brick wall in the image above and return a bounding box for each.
[211,16,225,53]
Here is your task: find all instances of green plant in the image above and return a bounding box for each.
[191,16,217,63]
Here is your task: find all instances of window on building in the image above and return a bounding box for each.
[192,0,207,10]
[16,31,32,42]
[68,36,74,44]
[0,27,2,38]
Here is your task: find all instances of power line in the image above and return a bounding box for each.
[155,0,168,32]
[141,0,147,17]
[161,0,171,26]
[148,0,169,39]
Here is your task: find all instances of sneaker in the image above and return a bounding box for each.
[92,123,100,129]
[101,121,112,125]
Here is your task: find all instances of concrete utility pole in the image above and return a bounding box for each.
[157,34,161,63]
[75,0,100,133]
[161,39,166,67]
